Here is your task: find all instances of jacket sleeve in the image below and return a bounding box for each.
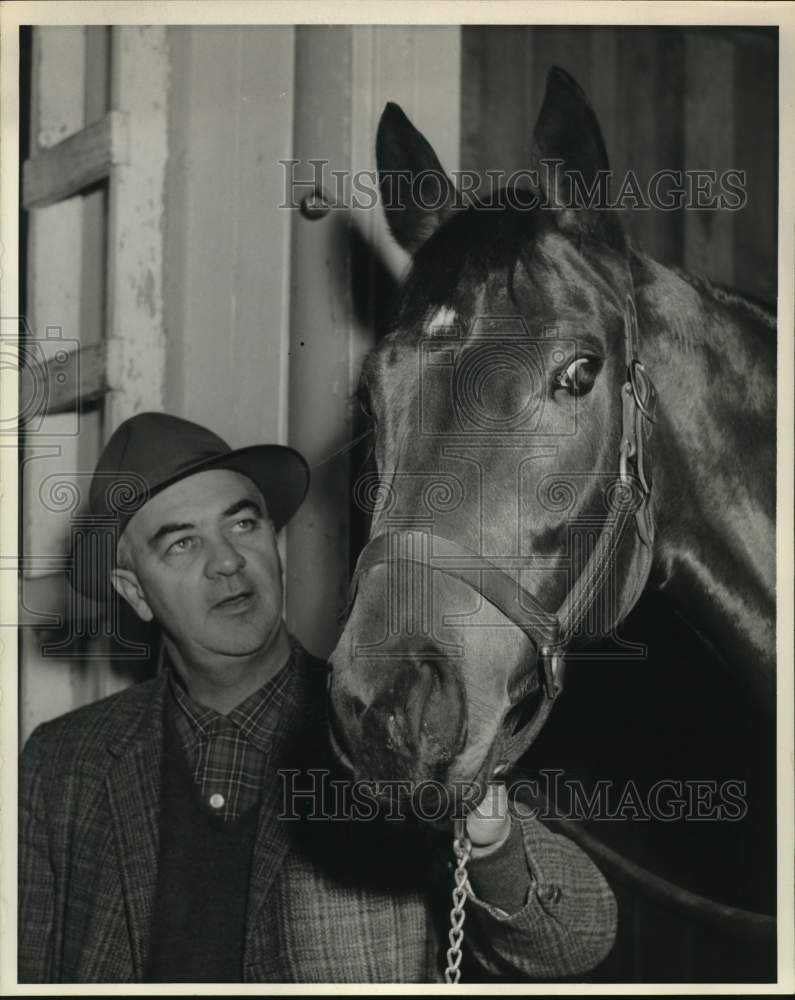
[18,726,56,983]
[461,800,618,979]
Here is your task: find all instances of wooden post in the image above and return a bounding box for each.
[106,26,169,426]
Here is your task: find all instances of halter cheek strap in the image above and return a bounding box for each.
[347,294,659,762]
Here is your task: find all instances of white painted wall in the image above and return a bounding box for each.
[163,26,295,450]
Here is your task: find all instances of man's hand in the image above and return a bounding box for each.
[465,782,511,857]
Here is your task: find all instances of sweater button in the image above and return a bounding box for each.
[209,793,225,810]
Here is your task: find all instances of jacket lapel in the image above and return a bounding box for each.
[106,677,166,980]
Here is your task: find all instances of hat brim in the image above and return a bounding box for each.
[152,443,311,533]
[71,443,310,601]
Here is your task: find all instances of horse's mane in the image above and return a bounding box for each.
[389,198,777,342]
[670,266,776,330]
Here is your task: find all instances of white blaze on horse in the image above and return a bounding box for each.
[328,68,776,803]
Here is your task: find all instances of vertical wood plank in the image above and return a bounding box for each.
[588,27,618,164]
[461,28,532,181]
[682,31,736,284]
[79,27,109,479]
[163,26,295,449]
[653,29,686,265]
[616,29,663,256]
[286,26,354,658]
[733,34,778,301]
[612,28,686,262]
[99,26,169,701]
[79,24,109,351]
[21,27,88,741]
[106,26,169,426]
[235,27,295,449]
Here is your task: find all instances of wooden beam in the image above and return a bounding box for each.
[19,341,108,420]
[22,109,128,209]
[105,27,168,425]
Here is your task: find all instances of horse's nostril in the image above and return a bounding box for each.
[342,657,467,774]
[415,658,467,757]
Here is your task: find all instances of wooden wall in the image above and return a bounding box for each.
[461,26,778,301]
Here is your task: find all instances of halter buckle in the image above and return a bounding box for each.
[539,646,564,700]
[619,382,639,488]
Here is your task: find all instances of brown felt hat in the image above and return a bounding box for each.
[72,411,310,599]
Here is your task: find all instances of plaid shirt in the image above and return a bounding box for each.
[167,646,295,823]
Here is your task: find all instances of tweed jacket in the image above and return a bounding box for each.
[19,644,617,983]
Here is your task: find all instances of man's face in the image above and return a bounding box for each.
[114,469,284,663]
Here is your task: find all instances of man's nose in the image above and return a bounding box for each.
[204,535,246,576]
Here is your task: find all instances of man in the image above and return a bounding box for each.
[19,412,617,983]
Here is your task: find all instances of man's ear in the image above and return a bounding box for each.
[111,567,154,622]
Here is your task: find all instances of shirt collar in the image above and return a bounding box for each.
[166,638,297,756]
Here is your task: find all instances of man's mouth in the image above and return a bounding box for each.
[212,590,255,613]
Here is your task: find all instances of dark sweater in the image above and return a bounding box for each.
[144,704,261,983]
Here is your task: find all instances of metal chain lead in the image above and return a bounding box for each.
[444,818,472,984]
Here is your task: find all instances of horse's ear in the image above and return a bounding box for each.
[376,102,458,254]
[531,67,625,253]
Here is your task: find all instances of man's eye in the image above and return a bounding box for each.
[233,517,258,531]
[167,537,194,555]
[553,356,603,397]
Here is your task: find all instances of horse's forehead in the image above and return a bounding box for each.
[370,230,628,381]
[524,232,629,313]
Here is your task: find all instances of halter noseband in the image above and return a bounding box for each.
[347,293,658,763]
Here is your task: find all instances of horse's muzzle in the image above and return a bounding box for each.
[327,656,469,784]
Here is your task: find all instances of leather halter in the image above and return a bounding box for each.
[348,293,659,763]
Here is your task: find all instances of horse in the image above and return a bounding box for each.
[327,67,776,806]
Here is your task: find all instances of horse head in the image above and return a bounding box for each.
[327,68,775,803]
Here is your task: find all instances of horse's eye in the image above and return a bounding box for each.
[554,356,603,397]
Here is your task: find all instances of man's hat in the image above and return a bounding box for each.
[73,411,310,599]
